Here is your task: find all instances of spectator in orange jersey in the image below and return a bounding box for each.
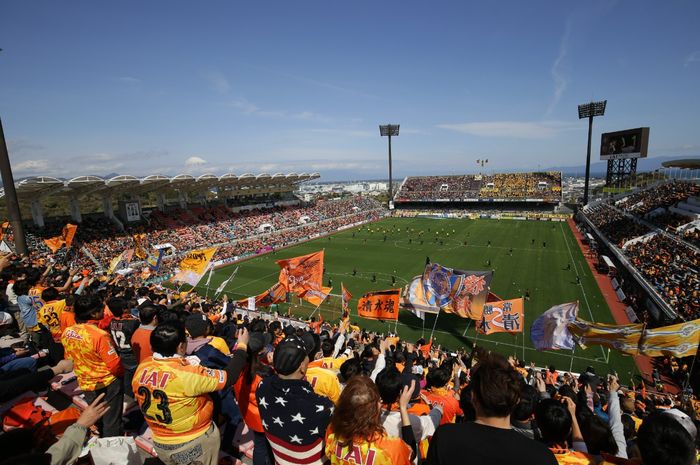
[131,304,158,363]
[326,376,416,465]
[133,322,249,465]
[422,365,463,424]
[61,294,125,437]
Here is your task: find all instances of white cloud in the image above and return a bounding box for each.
[202,71,231,94]
[684,51,700,67]
[227,99,332,123]
[546,19,572,116]
[436,121,576,139]
[14,159,50,173]
[185,156,208,167]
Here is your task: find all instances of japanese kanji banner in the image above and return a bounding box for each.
[567,319,643,355]
[357,289,401,321]
[477,298,524,334]
[638,319,700,358]
[276,250,324,296]
[172,247,218,286]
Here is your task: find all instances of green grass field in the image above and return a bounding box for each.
[194,217,637,376]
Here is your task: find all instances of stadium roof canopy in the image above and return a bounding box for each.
[0,172,319,202]
[661,158,700,169]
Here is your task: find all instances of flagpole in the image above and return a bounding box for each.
[522,331,526,362]
[394,317,399,335]
[429,311,441,341]
[421,316,425,339]
[462,319,472,337]
[569,345,576,373]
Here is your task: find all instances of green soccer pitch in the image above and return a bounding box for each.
[193,217,638,376]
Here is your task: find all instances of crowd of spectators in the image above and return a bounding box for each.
[582,182,700,320]
[625,234,700,320]
[23,196,383,272]
[395,172,562,202]
[615,181,700,217]
[0,249,698,465]
[584,203,652,247]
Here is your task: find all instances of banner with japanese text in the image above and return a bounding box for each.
[357,289,401,321]
[477,298,524,334]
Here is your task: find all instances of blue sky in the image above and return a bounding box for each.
[1,0,699,181]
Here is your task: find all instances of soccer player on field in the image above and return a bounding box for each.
[133,322,249,465]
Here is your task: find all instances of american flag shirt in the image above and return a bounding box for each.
[256,375,334,465]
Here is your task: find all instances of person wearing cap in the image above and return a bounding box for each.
[637,411,696,465]
[133,322,249,465]
[256,334,334,465]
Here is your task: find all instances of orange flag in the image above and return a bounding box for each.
[341,283,352,312]
[477,298,524,335]
[303,286,332,307]
[44,224,78,253]
[357,289,401,321]
[276,250,324,296]
[237,282,288,308]
[419,339,433,358]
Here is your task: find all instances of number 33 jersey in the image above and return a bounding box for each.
[132,356,227,444]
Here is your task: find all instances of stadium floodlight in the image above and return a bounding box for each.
[379,124,400,207]
[0,121,28,255]
[577,100,607,205]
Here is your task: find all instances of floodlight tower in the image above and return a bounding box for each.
[578,100,606,206]
[379,124,399,207]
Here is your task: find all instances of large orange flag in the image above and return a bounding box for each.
[276,250,324,296]
[357,289,401,321]
[44,224,78,253]
[477,298,524,335]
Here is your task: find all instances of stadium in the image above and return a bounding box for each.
[2,3,700,465]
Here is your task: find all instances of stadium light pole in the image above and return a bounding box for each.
[379,124,399,207]
[578,100,606,206]
[0,117,28,255]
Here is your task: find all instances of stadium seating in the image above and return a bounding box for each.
[394,172,562,203]
[24,196,384,270]
[582,181,700,320]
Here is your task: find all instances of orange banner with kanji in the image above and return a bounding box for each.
[44,224,78,253]
[133,233,148,260]
[477,298,524,335]
[276,250,324,295]
[357,289,401,321]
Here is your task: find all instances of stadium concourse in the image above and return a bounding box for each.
[0,171,698,465]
